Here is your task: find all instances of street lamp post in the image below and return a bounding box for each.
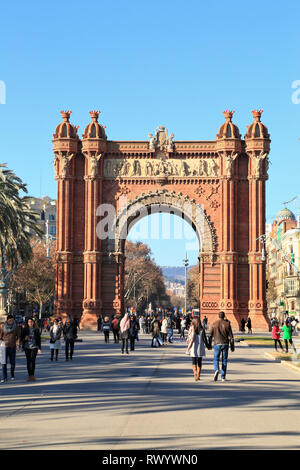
[183,253,189,314]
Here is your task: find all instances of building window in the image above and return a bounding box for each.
[49,226,56,235]
[91,123,96,138]
[49,214,55,221]
[62,123,67,137]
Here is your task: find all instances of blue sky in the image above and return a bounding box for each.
[1,0,300,265]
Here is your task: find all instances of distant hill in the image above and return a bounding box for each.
[161,266,192,283]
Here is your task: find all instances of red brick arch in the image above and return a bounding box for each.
[53,111,271,331]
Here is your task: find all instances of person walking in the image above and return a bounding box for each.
[0,324,6,382]
[282,320,297,353]
[186,317,210,381]
[102,316,111,344]
[21,318,42,381]
[139,315,146,334]
[97,315,102,332]
[240,318,246,332]
[208,311,234,382]
[49,318,63,361]
[111,315,120,343]
[151,318,162,347]
[0,315,21,383]
[161,316,168,344]
[202,316,208,330]
[180,317,186,339]
[129,313,139,351]
[63,318,78,361]
[120,313,130,354]
[167,315,174,343]
[272,321,284,352]
[246,317,252,334]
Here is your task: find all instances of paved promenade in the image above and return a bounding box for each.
[0,331,300,450]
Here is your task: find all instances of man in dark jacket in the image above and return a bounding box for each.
[129,314,139,351]
[63,318,78,361]
[21,318,42,381]
[0,315,21,382]
[208,311,234,382]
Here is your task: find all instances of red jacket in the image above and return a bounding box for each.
[272,325,280,340]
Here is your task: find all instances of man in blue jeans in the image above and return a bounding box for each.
[0,315,21,383]
[208,311,234,382]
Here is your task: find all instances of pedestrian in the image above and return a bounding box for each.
[282,320,297,353]
[180,316,186,339]
[21,318,42,381]
[202,316,208,330]
[161,316,168,344]
[0,325,6,381]
[246,317,252,334]
[291,317,299,336]
[97,315,102,332]
[120,313,130,354]
[139,315,146,334]
[0,315,21,383]
[271,321,284,352]
[208,311,235,382]
[240,318,246,332]
[186,316,210,381]
[49,318,63,361]
[129,313,139,351]
[167,315,173,343]
[102,316,111,343]
[111,315,120,343]
[151,319,162,347]
[63,318,78,361]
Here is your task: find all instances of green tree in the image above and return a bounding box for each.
[124,240,170,311]
[11,241,56,318]
[0,164,42,317]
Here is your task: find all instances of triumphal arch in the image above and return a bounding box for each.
[53,109,271,330]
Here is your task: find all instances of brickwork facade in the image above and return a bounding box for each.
[53,110,271,330]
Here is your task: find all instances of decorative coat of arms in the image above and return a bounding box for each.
[148,126,174,152]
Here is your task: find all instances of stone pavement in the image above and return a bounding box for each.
[0,331,300,450]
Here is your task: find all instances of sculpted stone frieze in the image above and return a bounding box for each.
[103,157,219,178]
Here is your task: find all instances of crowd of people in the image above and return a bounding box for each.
[0,315,79,382]
[1,308,299,385]
[96,311,209,352]
[271,316,298,353]
[95,309,236,382]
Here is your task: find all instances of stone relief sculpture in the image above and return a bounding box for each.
[224,153,238,178]
[103,157,220,178]
[89,153,102,177]
[59,153,74,177]
[148,126,174,152]
[148,133,156,150]
[252,151,268,178]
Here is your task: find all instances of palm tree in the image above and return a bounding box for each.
[0,164,43,318]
